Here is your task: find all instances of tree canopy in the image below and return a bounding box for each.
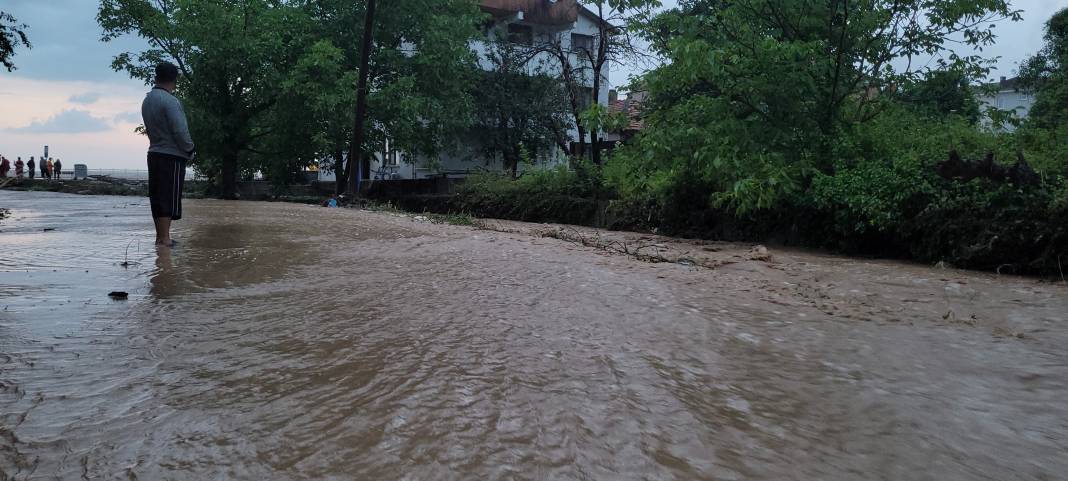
[1016,7,1068,178]
[1019,7,1068,130]
[610,0,1021,213]
[98,0,483,196]
[100,0,316,197]
[0,11,31,72]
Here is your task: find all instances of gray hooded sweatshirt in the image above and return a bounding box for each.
[142,87,195,160]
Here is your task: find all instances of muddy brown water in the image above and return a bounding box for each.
[1,191,1066,480]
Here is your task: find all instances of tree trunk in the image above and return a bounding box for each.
[221,149,238,199]
[590,66,603,165]
[590,130,601,165]
[591,6,607,166]
[510,147,520,178]
[333,147,347,195]
[345,0,377,196]
[553,46,586,162]
[565,70,586,161]
[574,124,587,161]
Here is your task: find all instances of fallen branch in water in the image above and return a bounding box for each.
[537,226,769,270]
[471,221,773,270]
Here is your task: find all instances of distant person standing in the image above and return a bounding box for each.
[53,158,63,179]
[0,157,9,178]
[142,62,194,247]
[39,156,47,179]
[15,158,24,178]
[46,158,53,180]
[27,157,35,179]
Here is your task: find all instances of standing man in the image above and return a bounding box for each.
[45,158,53,179]
[27,157,35,179]
[14,157,24,178]
[142,62,194,247]
[39,155,47,179]
[0,156,9,178]
[53,158,62,180]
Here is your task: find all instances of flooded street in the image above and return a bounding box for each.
[1,191,1066,480]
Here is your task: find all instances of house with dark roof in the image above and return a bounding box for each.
[978,76,1035,132]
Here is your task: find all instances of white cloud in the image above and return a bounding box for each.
[69,92,102,104]
[113,111,142,124]
[8,109,112,134]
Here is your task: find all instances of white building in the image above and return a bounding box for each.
[321,0,609,182]
[978,76,1036,132]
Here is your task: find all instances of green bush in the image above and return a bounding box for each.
[450,167,602,225]
[389,101,1068,275]
[1052,180,1068,211]
[810,106,1015,237]
[1018,124,1068,178]
[904,181,1066,272]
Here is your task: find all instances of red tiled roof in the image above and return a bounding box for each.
[609,95,644,132]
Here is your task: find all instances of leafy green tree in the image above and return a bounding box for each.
[472,39,573,177]
[810,102,1013,236]
[1016,8,1068,178]
[298,0,483,192]
[100,0,480,196]
[613,0,1020,213]
[340,0,376,195]
[259,40,356,191]
[0,11,31,72]
[1019,7,1068,130]
[99,0,313,198]
[898,70,981,123]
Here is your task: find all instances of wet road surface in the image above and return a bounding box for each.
[1,191,1066,480]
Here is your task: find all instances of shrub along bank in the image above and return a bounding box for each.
[374,117,1068,277]
[392,169,1067,277]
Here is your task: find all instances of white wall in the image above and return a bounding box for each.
[978,89,1036,132]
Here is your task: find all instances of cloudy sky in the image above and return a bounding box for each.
[1,0,1066,170]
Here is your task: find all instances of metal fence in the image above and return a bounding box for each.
[48,169,200,181]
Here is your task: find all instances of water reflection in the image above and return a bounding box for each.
[151,245,178,298]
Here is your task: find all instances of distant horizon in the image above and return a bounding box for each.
[2,0,1066,170]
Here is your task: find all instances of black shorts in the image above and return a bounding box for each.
[147,152,187,220]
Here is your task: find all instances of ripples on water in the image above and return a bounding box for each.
[1,191,1067,480]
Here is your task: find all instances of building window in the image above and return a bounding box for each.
[508,24,533,45]
[571,33,593,54]
[383,139,400,166]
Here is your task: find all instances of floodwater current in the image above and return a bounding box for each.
[1,190,1066,480]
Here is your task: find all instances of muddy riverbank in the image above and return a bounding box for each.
[1,191,1066,480]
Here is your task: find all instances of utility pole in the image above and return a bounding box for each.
[345,0,376,196]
